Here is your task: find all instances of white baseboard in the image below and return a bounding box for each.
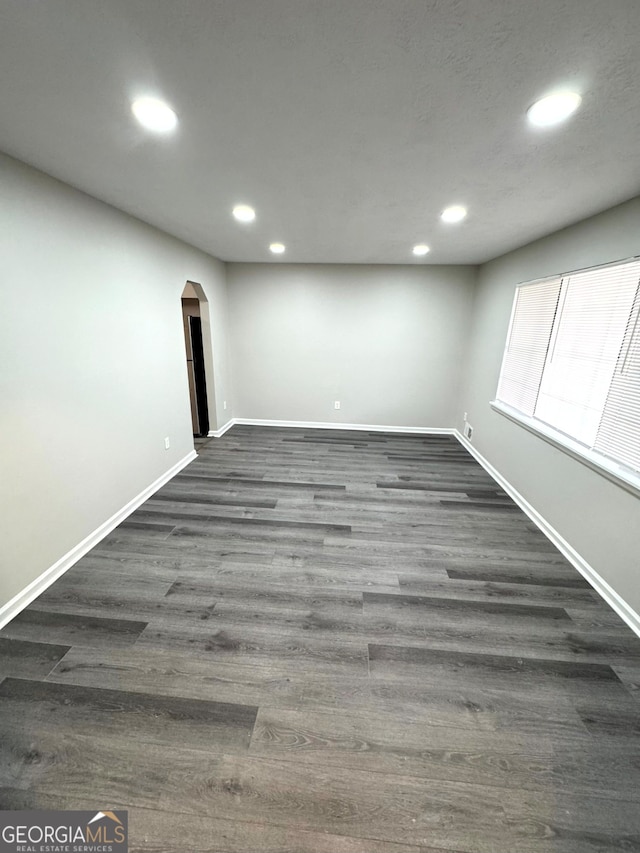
[454,430,640,639]
[0,450,197,630]
[231,417,455,435]
[207,420,235,438]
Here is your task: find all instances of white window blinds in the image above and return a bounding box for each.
[496,278,561,417]
[495,258,640,478]
[594,284,640,472]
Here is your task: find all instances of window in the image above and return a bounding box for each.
[494,257,640,489]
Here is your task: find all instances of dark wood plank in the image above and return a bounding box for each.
[438,500,522,512]
[576,704,640,737]
[174,475,347,491]
[46,645,372,711]
[396,573,598,607]
[0,677,257,754]
[0,637,70,679]
[1,609,147,648]
[446,568,592,589]
[176,513,351,533]
[367,675,590,738]
[126,805,429,853]
[166,577,363,614]
[249,705,640,796]
[0,730,173,809]
[363,590,571,621]
[368,643,621,682]
[119,519,177,533]
[151,491,279,509]
[136,613,370,677]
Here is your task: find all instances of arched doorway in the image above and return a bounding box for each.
[181,282,217,442]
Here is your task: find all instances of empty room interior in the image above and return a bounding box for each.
[2,1,640,851]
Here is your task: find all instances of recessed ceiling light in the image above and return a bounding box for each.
[413,244,430,256]
[232,204,256,223]
[527,91,582,127]
[131,97,177,133]
[441,205,467,224]
[270,243,285,254]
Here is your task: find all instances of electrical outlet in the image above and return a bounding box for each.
[463,423,473,440]
[164,436,170,449]
[334,401,341,410]
[463,412,468,421]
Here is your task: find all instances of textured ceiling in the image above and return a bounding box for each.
[1,0,640,264]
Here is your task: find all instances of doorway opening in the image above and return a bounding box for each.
[181,282,216,445]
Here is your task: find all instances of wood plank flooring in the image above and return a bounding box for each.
[1,425,640,852]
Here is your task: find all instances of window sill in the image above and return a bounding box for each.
[490,400,640,499]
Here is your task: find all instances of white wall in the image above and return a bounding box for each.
[0,154,231,608]
[227,263,476,427]
[462,197,640,617]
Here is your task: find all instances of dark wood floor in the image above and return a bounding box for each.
[1,426,640,852]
